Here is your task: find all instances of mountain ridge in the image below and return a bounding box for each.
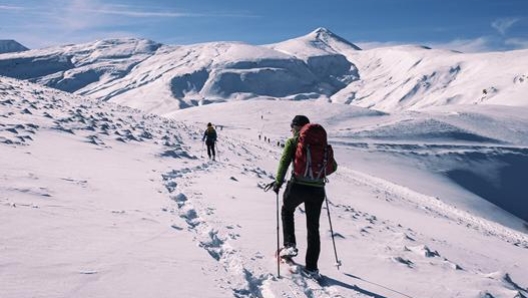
[0,28,527,113]
[0,39,29,54]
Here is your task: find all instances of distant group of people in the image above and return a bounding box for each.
[259,134,284,148]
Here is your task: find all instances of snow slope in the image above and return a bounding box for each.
[1,76,527,298]
[334,46,528,111]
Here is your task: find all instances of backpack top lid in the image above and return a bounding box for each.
[298,123,327,145]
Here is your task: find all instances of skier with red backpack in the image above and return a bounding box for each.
[268,115,337,279]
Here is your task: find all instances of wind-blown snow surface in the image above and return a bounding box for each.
[1,76,528,298]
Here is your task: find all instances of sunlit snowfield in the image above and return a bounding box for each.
[1,75,527,298]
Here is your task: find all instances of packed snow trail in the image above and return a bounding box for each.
[160,125,351,297]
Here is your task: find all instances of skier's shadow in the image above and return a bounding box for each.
[324,275,387,298]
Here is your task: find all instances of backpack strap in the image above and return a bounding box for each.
[315,146,329,180]
[304,144,314,179]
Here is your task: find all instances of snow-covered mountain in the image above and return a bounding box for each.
[1,28,527,113]
[266,27,362,57]
[0,40,29,54]
[0,38,161,93]
[1,75,527,298]
[333,45,528,111]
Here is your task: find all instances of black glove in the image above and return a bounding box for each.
[272,182,282,194]
[264,181,282,194]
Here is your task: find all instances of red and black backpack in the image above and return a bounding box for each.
[293,123,336,182]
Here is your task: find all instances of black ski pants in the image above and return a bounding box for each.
[281,181,325,271]
[206,140,216,159]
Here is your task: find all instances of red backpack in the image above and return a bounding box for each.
[293,123,336,182]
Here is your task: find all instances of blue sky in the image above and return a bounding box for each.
[1,0,527,52]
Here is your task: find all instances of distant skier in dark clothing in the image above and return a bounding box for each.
[202,122,217,160]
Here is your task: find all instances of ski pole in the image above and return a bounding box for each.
[263,182,281,278]
[276,192,281,278]
[325,195,342,270]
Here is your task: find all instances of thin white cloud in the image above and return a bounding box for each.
[505,38,528,50]
[18,0,256,32]
[58,1,254,19]
[356,41,403,50]
[0,5,25,10]
[357,37,495,53]
[30,1,202,32]
[428,37,492,53]
[491,18,520,35]
[1,0,257,48]
[62,1,201,18]
[82,9,202,18]
[50,1,112,31]
[78,6,255,18]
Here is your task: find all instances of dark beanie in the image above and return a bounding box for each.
[291,115,310,127]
